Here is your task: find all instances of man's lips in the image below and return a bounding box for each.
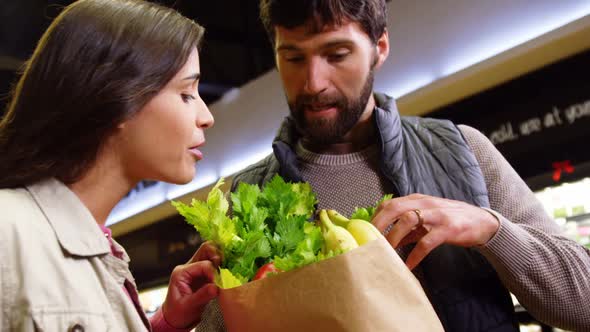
[304,104,338,117]
[306,103,336,112]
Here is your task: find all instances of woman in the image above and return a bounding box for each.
[0,0,220,331]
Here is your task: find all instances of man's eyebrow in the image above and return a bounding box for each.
[276,43,300,52]
[277,39,353,52]
[319,40,353,49]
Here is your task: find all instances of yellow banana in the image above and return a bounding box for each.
[326,209,350,227]
[327,209,382,246]
[346,219,382,245]
[319,209,358,252]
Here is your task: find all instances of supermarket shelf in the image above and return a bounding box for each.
[566,212,590,223]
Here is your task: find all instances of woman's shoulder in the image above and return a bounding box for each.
[0,187,44,230]
[0,186,58,270]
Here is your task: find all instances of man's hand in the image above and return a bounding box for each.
[161,242,222,329]
[372,194,500,270]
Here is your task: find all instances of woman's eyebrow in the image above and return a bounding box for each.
[182,73,201,81]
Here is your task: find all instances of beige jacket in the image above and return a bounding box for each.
[0,179,150,332]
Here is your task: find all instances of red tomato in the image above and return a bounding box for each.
[253,262,282,280]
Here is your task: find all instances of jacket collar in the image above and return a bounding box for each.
[26,178,111,257]
[273,116,300,148]
[372,92,402,151]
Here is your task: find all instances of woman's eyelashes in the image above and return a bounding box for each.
[181,93,196,103]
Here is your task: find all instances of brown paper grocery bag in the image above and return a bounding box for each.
[218,237,444,332]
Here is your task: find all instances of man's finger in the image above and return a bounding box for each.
[385,209,426,248]
[397,227,429,247]
[372,197,428,232]
[405,229,446,270]
[373,194,428,219]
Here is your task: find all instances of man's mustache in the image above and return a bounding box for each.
[294,93,345,109]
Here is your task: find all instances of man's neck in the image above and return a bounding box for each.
[301,97,378,155]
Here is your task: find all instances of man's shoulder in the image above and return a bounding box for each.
[399,116,477,151]
[400,115,456,131]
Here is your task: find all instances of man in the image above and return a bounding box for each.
[196,1,590,331]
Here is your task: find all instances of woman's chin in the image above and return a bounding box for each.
[167,169,195,185]
[178,173,195,185]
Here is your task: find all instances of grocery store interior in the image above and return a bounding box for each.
[1,1,590,331]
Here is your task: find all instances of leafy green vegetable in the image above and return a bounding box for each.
[215,268,247,289]
[273,223,325,272]
[172,179,240,252]
[350,194,394,221]
[174,174,393,288]
[272,215,306,257]
[173,175,322,286]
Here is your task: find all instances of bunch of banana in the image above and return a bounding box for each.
[318,209,384,253]
[319,210,358,253]
[327,210,383,246]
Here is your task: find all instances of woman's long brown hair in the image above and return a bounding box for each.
[0,0,204,188]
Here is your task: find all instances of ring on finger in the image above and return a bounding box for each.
[413,209,424,228]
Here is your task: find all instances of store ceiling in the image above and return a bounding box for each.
[0,0,275,109]
[3,0,589,114]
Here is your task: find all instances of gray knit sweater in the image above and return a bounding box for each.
[195,125,590,332]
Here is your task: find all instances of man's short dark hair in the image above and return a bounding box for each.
[260,0,388,46]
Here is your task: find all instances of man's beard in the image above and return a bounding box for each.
[289,69,375,145]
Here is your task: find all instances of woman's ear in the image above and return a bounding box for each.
[374,29,390,70]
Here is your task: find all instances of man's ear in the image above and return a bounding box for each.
[374,29,390,70]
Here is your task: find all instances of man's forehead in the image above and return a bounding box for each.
[275,21,364,47]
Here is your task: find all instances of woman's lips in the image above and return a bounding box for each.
[188,146,203,160]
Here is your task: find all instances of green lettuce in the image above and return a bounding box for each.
[173,175,322,286]
[174,175,393,288]
[215,268,247,289]
[350,194,394,221]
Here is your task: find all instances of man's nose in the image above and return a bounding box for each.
[303,58,329,95]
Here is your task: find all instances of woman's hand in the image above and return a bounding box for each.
[161,241,222,329]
